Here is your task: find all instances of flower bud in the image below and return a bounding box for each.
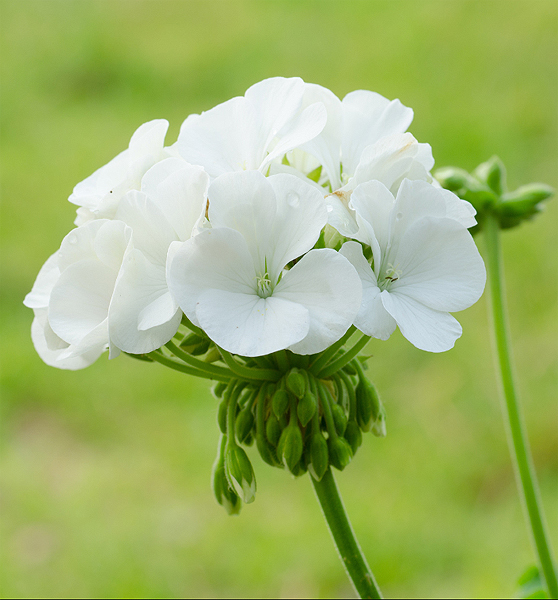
[272,388,289,418]
[212,381,227,399]
[235,406,255,444]
[434,166,471,192]
[473,156,506,196]
[343,362,357,376]
[356,379,381,432]
[307,432,329,481]
[212,460,242,515]
[343,420,362,454]
[277,423,303,473]
[256,432,280,467]
[265,413,283,447]
[286,368,306,399]
[371,405,387,438]
[328,437,353,471]
[189,338,210,356]
[297,391,317,427]
[179,332,206,349]
[217,398,228,434]
[225,444,256,504]
[499,183,554,229]
[331,403,348,436]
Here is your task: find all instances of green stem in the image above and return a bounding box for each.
[318,334,371,379]
[484,212,558,597]
[310,325,357,375]
[165,341,234,380]
[181,314,206,337]
[218,347,281,382]
[147,351,231,383]
[311,468,383,599]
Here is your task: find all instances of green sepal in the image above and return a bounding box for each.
[307,164,322,183]
[328,436,353,471]
[265,413,283,447]
[297,391,318,427]
[277,423,303,473]
[371,405,387,438]
[331,402,348,436]
[272,388,289,418]
[225,443,256,504]
[344,420,362,454]
[217,398,228,434]
[307,432,329,481]
[256,432,281,467]
[473,155,507,196]
[235,405,255,444]
[516,565,548,599]
[498,183,554,229]
[179,331,206,349]
[286,368,306,399]
[212,458,242,515]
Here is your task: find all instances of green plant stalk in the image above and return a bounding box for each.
[311,468,383,599]
[218,347,281,382]
[165,341,234,380]
[318,334,371,379]
[483,212,558,597]
[147,350,231,382]
[310,325,357,374]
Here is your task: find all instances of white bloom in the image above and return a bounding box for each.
[108,160,209,354]
[340,179,486,352]
[177,77,327,179]
[70,119,176,225]
[168,171,362,357]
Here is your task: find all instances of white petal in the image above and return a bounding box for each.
[339,242,396,340]
[58,220,107,272]
[140,157,189,199]
[196,289,309,357]
[274,249,362,354]
[341,91,414,176]
[128,119,169,161]
[24,252,60,309]
[390,216,486,312]
[168,228,257,325]
[109,249,181,353]
[380,291,462,352]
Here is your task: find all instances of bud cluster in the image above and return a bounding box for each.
[435,156,554,234]
[210,354,386,514]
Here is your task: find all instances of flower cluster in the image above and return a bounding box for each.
[25,77,485,369]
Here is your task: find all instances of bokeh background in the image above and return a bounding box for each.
[1,1,556,598]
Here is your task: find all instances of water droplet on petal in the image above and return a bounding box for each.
[326,205,333,213]
[396,212,403,221]
[286,192,300,207]
[67,232,78,245]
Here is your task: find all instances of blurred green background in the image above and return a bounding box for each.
[1,1,556,597]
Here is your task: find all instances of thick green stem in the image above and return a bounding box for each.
[147,351,231,382]
[318,334,371,379]
[218,347,281,382]
[165,341,234,380]
[484,212,558,597]
[311,468,383,599]
[310,325,357,375]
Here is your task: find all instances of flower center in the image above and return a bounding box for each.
[379,262,402,291]
[255,271,273,298]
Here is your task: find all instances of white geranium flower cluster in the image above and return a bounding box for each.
[25,77,486,370]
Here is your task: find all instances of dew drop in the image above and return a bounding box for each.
[326,205,333,213]
[67,232,78,245]
[396,212,403,221]
[286,192,300,207]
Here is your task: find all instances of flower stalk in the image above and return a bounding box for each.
[483,211,558,598]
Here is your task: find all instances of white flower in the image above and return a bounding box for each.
[168,171,362,357]
[70,119,175,225]
[24,220,133,368]
[339,179,486,352]
[177,77,327,179]
[108,160,209,354]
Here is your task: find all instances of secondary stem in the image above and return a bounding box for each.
[311,468,383,599]
[483,212,558,597]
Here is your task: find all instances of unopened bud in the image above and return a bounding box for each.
[212,381,227,399]
[179,332,206,349]
[371,405,387,438]
[328,437,353,471]
[235,406,255,444]
[225,444,256,504]
[265,413,283,447]
[189,338,210,356]
[297,391,317,427]
[307,432,329,481]
[205,347,221,363]
[286,368,306,399]
[272,389,289,418]
[473,156,506,196]
[434,167,470,192]
[499,183,554,229]
[356,379,381,432]
[277,424,303,473]
[343,421,362,454]
[343,362,357,376]
[256,432,280,467]
[331,403,348,436]
[212,460,241,515]
[217,398,228,434]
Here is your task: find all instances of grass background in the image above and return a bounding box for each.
[1,1,556,597]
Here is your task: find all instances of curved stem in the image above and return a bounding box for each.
[218,347,282,382]
[165,341,234,380]
[311,468,383,599]
[484,212,558,597]
[147,351,231,383]
[310,325,357,375]
[318,334,371,379]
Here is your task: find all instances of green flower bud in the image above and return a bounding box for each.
[371,405,387,438]
[277,424,303,474]
[265,413,283,447]
[343,362,357,376]
[179,332,206,349]
[343,420,362,454]
[212,381,227,399]
[235,406,255,444]
[204,346,221,363]
[297,391,317,427]
[328,437,353,471]
[272,388,289,418]
[286,368,306,399]
[289,459,308,477]
[331,402,348,436]
[212,460,242,515]
[434,166,471,192]
[499,183,554,229]
[217,398,228,434]
[225,444,256,504]
[191,338,211,356]
[307,432,329,481]
[356,379,381,432]
[473,156,507,196]
[256,432,280,467]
